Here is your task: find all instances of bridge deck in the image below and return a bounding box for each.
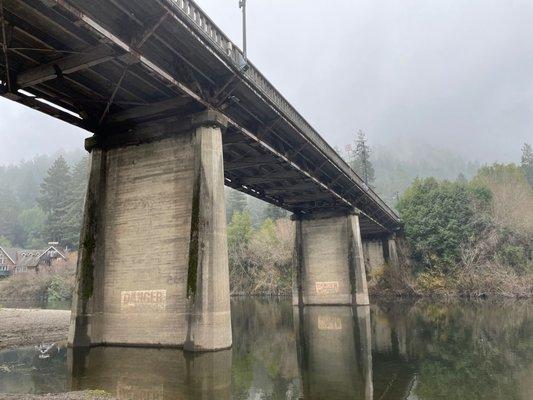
[0,0,401,236]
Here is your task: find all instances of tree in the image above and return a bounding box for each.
[0,235,12,248]
[38,155,72,245]
[0,188,23,246]
[521,143,533,187]
[227,211,253,250]
[472,163,533,236]
[19,207,46,247]
[397,178,491,271]
[62,157,89,247]
[349,130,375,187]
[226,188,248,221]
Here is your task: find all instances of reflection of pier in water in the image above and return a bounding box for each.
[68,347,231,400]
[66,301,420,400]
[294,304,418,400]
[294,306,374,400]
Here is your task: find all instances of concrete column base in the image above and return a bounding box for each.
[68,111,231,352]
[292,211,369,306]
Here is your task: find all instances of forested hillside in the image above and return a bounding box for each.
[0,150,86,249]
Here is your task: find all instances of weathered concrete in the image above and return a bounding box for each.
[387,234,400,269]
[69,111,231,351]
[292,211,369,306]
[356,306,374,400]
[294,306,373,400]
[68,346,231,399]
[362,238,386,276]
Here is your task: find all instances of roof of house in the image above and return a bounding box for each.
[0,245,67,268]
[16,250,43,268]
[0,247,17,264]
[37,246,67,260]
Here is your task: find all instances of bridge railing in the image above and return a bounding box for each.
[164,0,399,223]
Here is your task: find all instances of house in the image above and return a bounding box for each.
[0,247,17,278]
[0,246,67,276]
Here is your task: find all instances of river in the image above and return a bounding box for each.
[0,298,531,399]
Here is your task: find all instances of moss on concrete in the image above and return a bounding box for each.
[81,235,95,300]
[187,171,201,299]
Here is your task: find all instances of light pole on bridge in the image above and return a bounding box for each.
[239,0,247,58]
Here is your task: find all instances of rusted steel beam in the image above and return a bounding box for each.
[17,43,115,87]
[136,11,169,49]
[98,65,128,125]
[36,0,390,228]
[104,96,190,124]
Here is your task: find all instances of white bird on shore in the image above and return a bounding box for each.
[35,343,58,359]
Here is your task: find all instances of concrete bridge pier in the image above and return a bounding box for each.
[387,234,400,269]
[292,211,369,306]
[68,110,231,352]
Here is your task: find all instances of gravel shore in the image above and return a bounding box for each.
[0,391,115,400]
[0,308,70,349]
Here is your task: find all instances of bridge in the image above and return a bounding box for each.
[1,0,401,351]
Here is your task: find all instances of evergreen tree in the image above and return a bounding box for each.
[521,143,533,187]
[62,156,89,247]
[0,188,23,246]
[19,207,46,247]
[226,188,248,221]
[349,130,375,187]
[38,155,72,246]
[0,235,12,248]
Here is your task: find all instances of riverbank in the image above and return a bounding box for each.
[0,309,69,350]
[0,392,114,400]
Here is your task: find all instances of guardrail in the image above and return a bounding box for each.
[165,0,400,223]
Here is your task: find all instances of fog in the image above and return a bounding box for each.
[1,0,532,165]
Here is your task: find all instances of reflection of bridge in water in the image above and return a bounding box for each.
[68,302,419,400]
[3,300,528,399]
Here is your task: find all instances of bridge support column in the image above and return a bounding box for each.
[386,234,400,269]
[362,238,386,276]
[68,110,231,351]
[292,211,369,306]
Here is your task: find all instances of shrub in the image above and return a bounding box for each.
[397,178,490,272]
[0,255,76,302]
[227,216,294,296]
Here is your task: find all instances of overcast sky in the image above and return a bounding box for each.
[1,0,532,165]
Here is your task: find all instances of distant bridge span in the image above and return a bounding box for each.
[1,0,401,351]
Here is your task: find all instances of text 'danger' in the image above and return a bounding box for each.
[121,290,166,312]
[315,281,339,295]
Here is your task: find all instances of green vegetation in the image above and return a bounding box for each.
[521,143,533,187]
[383,159,532,297]
[0,257,76,302]
[397,177,491,270]
[228,212,293,295]
[0,151,88,249]
[0,142,531,299]
[226,187,248,221]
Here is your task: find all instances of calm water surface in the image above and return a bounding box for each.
[0,298,531,399]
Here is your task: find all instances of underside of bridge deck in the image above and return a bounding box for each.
[0,0,400,237]
[1,0,403,351]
